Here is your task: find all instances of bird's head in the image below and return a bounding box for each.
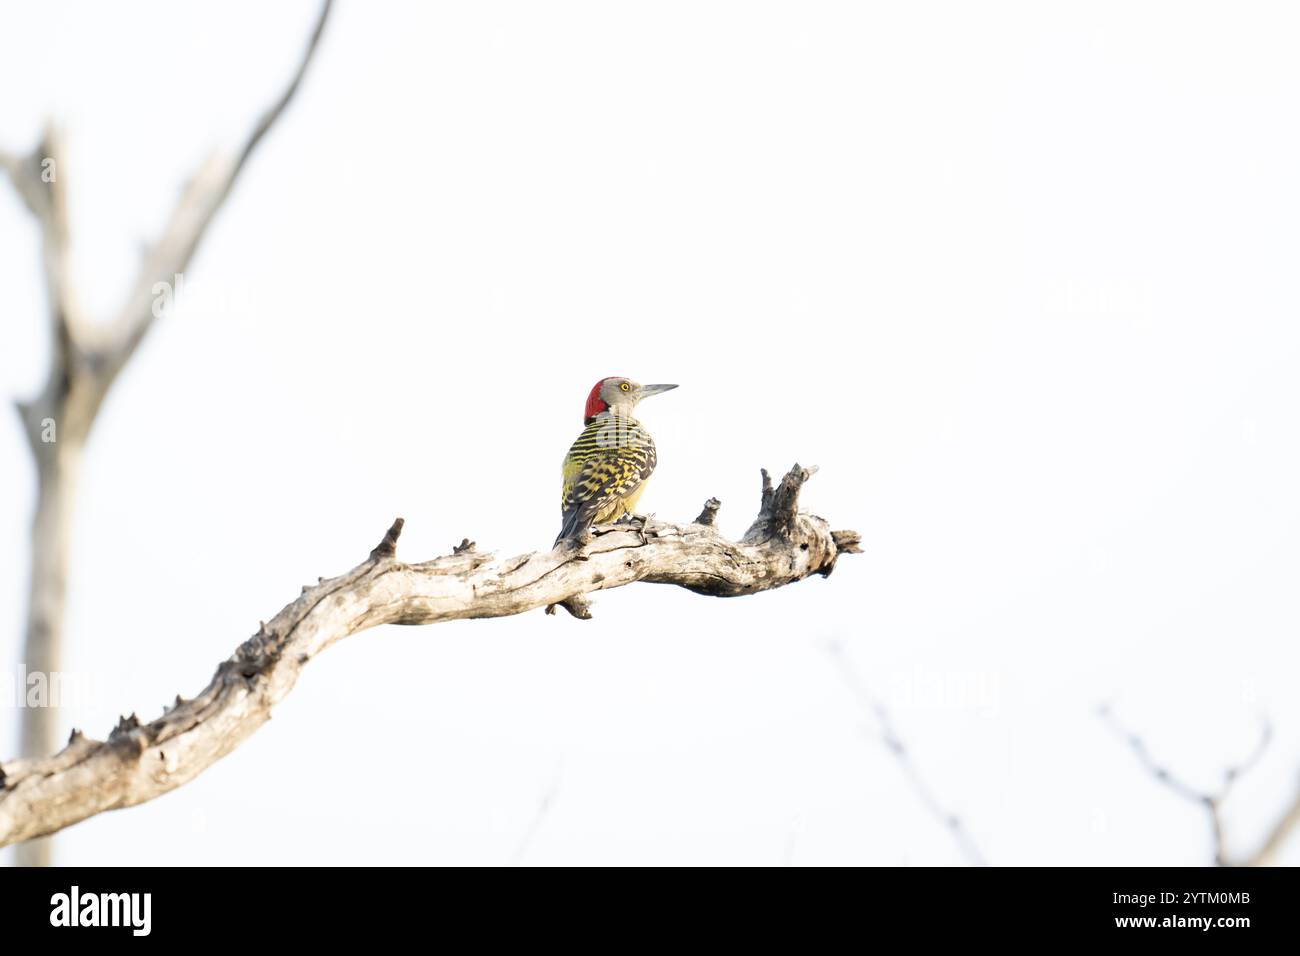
[584,377,678,423]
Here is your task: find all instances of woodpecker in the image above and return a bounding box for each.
[555,377,678,547]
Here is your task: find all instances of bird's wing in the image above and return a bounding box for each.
[556,421,657,544]
[556,454,652,544]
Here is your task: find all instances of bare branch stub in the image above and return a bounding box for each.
[546,595,593,620]
[369,517,405,560]
[832,530,863,554]
[0,461,859,847]
[694,497,721,526]
[744,463,819,541]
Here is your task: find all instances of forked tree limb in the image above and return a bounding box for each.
[0,0,332,865]
[1100,704,1300,866]
[1,0,333,458]
[0,464,859,848]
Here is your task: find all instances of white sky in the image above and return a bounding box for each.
[2,0,1299,865]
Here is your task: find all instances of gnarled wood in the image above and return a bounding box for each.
[0,464,859,848]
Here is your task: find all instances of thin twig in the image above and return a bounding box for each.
[824,640,988,866]
[1099,703,1283,866]
[511,760,563,866]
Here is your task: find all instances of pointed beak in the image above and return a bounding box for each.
[640,383,678,399]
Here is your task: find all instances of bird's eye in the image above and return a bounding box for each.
[619,382,631,392]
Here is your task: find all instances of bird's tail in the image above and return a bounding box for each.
[553,503,595,548]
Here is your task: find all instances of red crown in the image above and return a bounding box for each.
[584,377,624,421]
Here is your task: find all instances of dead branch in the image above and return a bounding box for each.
[825,641,988,866]
[0,0,332,865]
[1099,704,1299,866]
[0,464,859,848]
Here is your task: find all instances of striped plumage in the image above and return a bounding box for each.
[555,377,678,546]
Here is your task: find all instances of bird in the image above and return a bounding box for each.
[555,377,678,547]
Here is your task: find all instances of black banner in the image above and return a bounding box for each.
[0,865,1293,941]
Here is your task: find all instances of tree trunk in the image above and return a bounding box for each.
[0,0,332,865]
[17,442,82,866]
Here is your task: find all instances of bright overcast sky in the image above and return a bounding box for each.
[2,0,1299,865]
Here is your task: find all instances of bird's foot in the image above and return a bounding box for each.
[616,512,655,544]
